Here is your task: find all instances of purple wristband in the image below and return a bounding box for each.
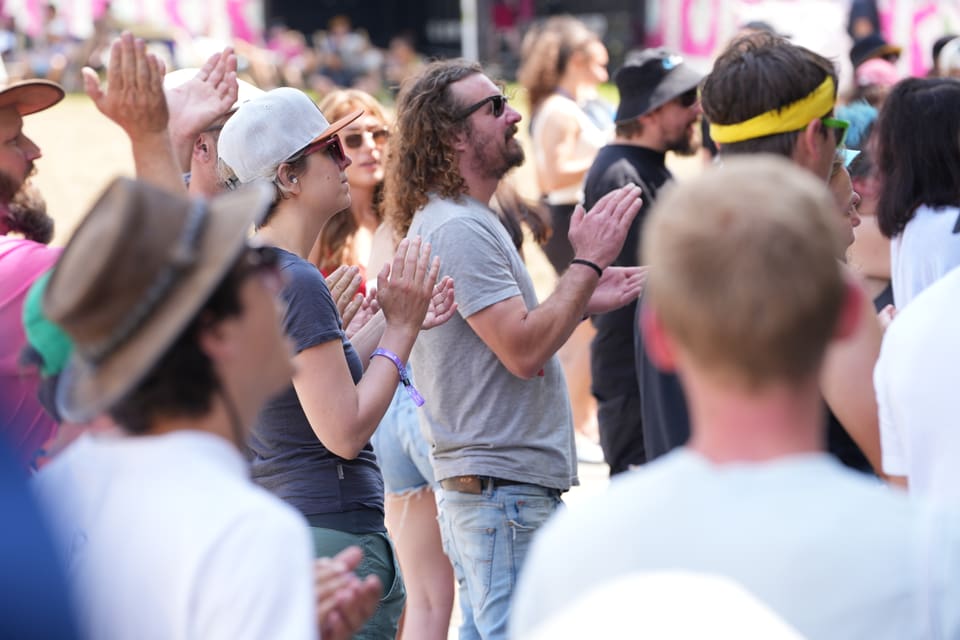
[371,348,425,407]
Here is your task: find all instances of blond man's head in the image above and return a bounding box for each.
[642,155,847,389]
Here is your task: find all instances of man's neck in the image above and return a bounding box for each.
[458,158,499,205]
[683,368,825,464]
[145,398,244,451]
[615,132,667,153]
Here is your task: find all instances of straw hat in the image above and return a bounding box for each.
[43,177,273,422]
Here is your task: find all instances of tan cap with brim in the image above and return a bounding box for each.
[0,79,65,116]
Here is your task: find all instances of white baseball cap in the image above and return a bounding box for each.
[162,67,265,113]
[217,87,362,184]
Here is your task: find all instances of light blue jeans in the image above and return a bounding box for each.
[436,481,562,639]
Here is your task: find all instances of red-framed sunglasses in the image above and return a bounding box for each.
[289,135,347,165]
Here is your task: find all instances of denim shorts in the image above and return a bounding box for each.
[371,381,436,495]
[309,527,406,640]
[437,481,563,640]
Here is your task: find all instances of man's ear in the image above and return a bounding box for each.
[640,303,678,372]
[197,315,235,364]
[794,119,824,172]
[452,127,469,153]
[193,135,210,163]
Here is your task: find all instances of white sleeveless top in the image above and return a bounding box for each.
[531,93,610,206]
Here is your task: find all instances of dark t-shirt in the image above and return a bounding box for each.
[584,144,672,397]
[249,249,385,532]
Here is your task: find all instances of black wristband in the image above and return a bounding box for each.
[570,258,603,278]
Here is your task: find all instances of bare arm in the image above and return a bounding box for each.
[820,265,890,478]
[467,185,642,378]
[536,105,599,193]
[82,32,183,194]
[293,239,439,459]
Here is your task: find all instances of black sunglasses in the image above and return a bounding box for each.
[457,94,509,120]
[343,128,390,149]
[676,88,698,108]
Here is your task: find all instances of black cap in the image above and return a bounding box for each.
[850,33,902,69]
[614,48,704,122]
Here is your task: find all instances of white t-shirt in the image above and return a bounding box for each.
[875,264,960,500]
[33,431,316,640]
[511,449,960,639]
[890,203,960,309]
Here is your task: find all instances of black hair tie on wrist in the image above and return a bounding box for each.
[570,258,603,278]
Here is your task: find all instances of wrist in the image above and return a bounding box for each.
[370,347,424,406]
[570,257,603,278]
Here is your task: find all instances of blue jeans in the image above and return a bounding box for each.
[371,381,436,494]
[436,481,562,639]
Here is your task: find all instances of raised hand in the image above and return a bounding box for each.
[314,546,382,640]
[345,293,379,340]
[422,275,457,329]
[82,32,168,142]
[165,47,239,170]
[324,264,363,326]
[568,184,643,269]
[584,265,648,316]
[82,31,183,193]
[376,237,441,335]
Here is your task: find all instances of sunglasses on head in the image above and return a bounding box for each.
[343,127,390,149]
[289,135,347,165]
[457,94,509,120]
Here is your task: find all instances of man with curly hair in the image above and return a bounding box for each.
[382,59,645,639]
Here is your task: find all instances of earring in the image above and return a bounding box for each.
[291,177,298,183]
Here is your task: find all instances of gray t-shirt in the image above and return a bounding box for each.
[408,194,577,490]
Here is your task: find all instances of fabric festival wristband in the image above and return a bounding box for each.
[371,348,425,406]
[570,258,603,278]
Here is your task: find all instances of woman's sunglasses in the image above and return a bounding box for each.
[343,128,390,149]
[289,135,348,165]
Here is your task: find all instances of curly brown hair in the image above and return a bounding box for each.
[517,16,598,115]
[383,58,482,235]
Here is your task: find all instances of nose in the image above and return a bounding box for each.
[338,152,352,171]
[849,191,862,228]
[21,134,41,161]
[506,105,522,125]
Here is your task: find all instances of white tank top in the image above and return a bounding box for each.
[531,93,610,206]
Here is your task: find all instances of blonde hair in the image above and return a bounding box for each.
[318,88,390,125]
[643,155,846,388]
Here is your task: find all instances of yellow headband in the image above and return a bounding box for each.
[709,77,836,144]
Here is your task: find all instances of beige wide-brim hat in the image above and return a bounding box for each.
[44,177,273,423]
[0,79,64,115]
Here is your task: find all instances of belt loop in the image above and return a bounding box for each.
[482,476,495,496]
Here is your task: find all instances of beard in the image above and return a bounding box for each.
[666,120,701,157]
[0,169,53,244]
[469,123,525,181]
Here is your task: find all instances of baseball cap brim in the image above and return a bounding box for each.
[0,80,65,116]
[616,65,704,122]
[304,108,364,147]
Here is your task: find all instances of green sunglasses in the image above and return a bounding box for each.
[821,117,849,148]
